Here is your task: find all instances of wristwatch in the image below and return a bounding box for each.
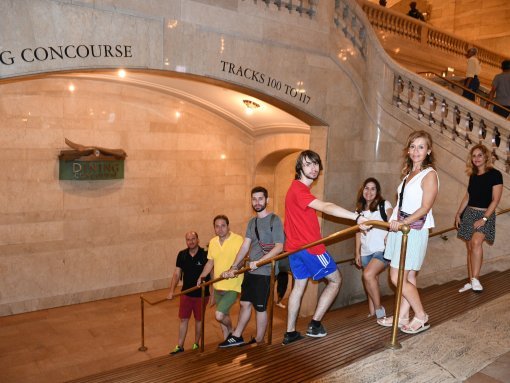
[482,216,488,222]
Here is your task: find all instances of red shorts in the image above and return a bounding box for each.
[178,295,203,320]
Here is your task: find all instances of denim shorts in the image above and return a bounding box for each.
[361,251,389,268]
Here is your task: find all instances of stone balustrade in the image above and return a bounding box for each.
[334,0,368,57]
[334,0,509,173]
[357,0,508,71]
[393,74,510,174]
[243,0,319,18]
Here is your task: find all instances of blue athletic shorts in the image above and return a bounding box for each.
[289,249,338,280]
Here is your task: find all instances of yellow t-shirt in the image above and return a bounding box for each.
[207,232,244,292]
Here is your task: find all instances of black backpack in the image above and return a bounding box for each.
[378,200,388,222]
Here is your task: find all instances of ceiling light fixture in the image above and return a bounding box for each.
[243,99,260,115]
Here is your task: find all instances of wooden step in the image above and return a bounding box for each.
[68,269,510,383]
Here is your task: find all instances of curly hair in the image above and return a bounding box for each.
[400,130,436,176]
[466,144,493,176]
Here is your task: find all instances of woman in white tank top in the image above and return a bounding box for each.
[377,131,439,335]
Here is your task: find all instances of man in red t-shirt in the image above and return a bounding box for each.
[282,150,369,345]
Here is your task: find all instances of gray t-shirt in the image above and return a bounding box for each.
[245,213,284,276]
[492,72,510,106]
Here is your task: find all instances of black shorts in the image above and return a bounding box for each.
[240,273,271,312]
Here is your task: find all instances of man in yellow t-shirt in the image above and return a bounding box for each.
[197,215,243,340]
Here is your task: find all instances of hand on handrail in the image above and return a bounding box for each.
[221,269,236,279]
[358,215,372,231]
[389,219,401,232]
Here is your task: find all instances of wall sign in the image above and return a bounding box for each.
[0,44,133,66]
[220,60,311,105]
[58,138,127,181]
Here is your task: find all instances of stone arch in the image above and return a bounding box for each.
[254,148,304,216]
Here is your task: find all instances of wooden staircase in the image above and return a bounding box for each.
[68,269,510,383]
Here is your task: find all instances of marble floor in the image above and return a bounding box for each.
[0,288,288,383]
[0,289,509,383]
[315,293,510,383]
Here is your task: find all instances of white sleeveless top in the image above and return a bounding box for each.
[389,167,438,229]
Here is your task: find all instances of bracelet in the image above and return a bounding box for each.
[482,216,488,222]
[355,212,363,224]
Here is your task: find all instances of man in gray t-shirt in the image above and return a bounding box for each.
[488,60,510,118]
[219,186,284,347]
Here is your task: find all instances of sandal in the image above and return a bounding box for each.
[400,314,430,334]
[377,316,409,328]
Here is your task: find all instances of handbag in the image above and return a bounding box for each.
[397,175,427,230]
[398,210,427,230]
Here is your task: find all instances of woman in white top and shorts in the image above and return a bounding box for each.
[355,178,393,321]
[377,130,439,334]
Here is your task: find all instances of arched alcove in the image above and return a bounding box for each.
[0,68,323,315]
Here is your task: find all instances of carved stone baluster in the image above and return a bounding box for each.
[466,112,473,132]
[479,119,487,141]
[492,126,501,148]
[417,87,425,120]
[407,81,414,113]
[440,99,448,135]
[465,133,472,148]
[396,76,404,106]
[428,93,436,126]
[285,0,293,13]
[307,0,318,18]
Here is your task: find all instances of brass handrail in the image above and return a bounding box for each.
[137,206,510,352]
[139,220,411,351]
[430,206,510,239]
[417,71,510,115]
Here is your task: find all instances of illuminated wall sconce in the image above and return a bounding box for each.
[243,99,260,115]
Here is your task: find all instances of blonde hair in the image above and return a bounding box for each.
[400,130,436,176]
[466,144,493,176]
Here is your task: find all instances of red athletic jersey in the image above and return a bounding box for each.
[284,180,326,255]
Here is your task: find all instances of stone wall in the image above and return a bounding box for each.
[1,0,508,317]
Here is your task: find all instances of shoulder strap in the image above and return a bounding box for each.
[379,200,387,222]
[255,213,275,242]
[398,175,409,211]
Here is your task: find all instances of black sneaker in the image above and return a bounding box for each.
[170,345,184,354]
[218,334,245,348]
[282,331,304,345]
[306,322,327,338]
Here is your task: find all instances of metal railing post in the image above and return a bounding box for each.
[385,224,410,350]
[200,285,206,352]
[267,260,276,345]
[138,295,147,351]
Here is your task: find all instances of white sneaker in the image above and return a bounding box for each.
[471,278,483,292]
[459,283,472,293]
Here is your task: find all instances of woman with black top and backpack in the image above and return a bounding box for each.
[355,178,393,322]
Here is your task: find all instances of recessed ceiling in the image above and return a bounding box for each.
[53,70,311,137]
